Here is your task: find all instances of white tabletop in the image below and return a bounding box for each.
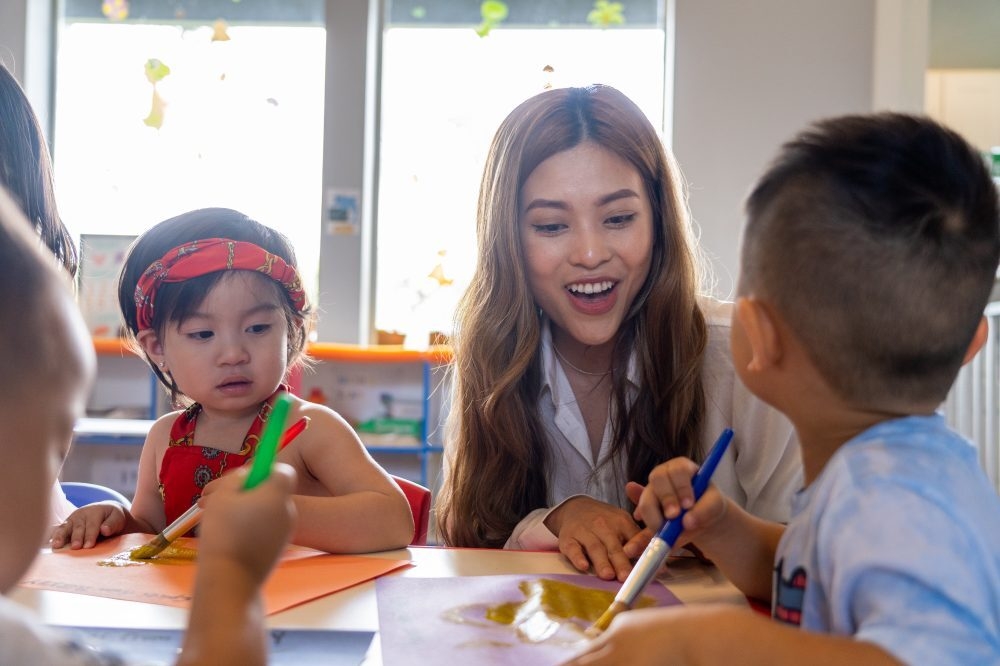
[11,546,745,664]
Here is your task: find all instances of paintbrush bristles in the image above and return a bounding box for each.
[129,535,169,560]
[585,600,629,637]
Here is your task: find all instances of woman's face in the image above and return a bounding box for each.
[519,141,654,351]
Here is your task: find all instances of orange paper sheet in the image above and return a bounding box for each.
[19,534,411,615]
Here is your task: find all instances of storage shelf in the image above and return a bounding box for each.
[84,338,450,488]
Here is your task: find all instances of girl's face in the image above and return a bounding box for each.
[151,271,291,416]
[519,141,654,352]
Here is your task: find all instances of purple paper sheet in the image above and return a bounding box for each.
[376,573,680,665]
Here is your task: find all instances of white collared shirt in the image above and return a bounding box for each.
[505,297,802,550]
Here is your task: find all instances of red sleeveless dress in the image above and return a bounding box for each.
[158,385,288,525]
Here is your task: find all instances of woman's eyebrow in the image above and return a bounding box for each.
[523,197,568,213]
[596,188,640,206]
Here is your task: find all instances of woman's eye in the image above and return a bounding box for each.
[606,213,636,226]
[532,223,565,234]
[248,324,271,334]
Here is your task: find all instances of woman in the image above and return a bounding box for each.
[436,85,800,582]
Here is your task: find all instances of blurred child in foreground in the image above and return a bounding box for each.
[0,186,298,665]
[0,59,80,529]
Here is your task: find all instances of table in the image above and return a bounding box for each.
[12,546,745,664]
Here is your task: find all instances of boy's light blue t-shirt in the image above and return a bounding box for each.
[773,414,1000,664]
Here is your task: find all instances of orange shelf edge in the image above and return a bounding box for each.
[91,337,453,364]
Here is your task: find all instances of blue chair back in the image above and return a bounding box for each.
[61,481,132,510]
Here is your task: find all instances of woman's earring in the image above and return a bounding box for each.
[158,361,166,369]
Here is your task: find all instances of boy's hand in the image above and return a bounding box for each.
[563,607,680,666]
[562,605,739,666]
[196,462,297,583]
[622,457,730,559]
[545,496,641,582]
[50,502,127,550]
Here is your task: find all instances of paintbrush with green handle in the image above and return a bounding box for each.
[130,395,299,560]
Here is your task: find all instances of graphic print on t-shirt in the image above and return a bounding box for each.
[773,559,806,626]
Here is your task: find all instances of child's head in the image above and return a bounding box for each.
[0,185,95,591]
[118,208,312,405]
[739,112,1000,409]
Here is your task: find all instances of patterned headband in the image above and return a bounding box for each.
[134,237,307,331]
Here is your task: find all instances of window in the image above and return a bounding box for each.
[375,0,668,342]
[53,1,326,302]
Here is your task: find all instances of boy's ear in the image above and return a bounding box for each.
[734,296,783,372]
[136,329,165,368]
[962,316,989,366]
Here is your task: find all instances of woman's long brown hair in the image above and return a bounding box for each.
[437,85,707,548]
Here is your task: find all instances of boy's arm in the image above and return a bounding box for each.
[627,456,783,601]
[688,499,784,602]
[563,604,901,666]
[178,463,296,666]
[178,559,268,666]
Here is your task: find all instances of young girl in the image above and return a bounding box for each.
[51,208,414,554]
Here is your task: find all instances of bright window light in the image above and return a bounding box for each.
[52,18,325,301]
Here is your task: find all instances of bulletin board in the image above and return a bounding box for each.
[78,234,135,337]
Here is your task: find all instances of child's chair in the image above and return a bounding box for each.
[391,475,431,546]
[61,481,133,510]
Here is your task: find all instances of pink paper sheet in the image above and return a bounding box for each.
[376,573,681,665]
[20,533,410,615]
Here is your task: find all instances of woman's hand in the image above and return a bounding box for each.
[544,496,641,581]
[49,502,128,550]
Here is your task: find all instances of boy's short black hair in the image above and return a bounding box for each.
[740,112,1000,406]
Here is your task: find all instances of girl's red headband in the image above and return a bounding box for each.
[134,237,307,331]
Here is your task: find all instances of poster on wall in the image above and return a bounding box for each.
[78,234,136,338]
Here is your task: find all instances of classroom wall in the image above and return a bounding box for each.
[930,0,1000,68]
[672,0,877,299]
[318,0,377,343]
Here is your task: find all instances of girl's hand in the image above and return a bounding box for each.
[49,502,128,550]
[544,496,641,581]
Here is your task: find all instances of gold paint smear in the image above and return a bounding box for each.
[99,543,198,567]
[481,578,657,644]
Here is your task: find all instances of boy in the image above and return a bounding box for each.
[565,113,1000,665]
[0,185,298,665]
